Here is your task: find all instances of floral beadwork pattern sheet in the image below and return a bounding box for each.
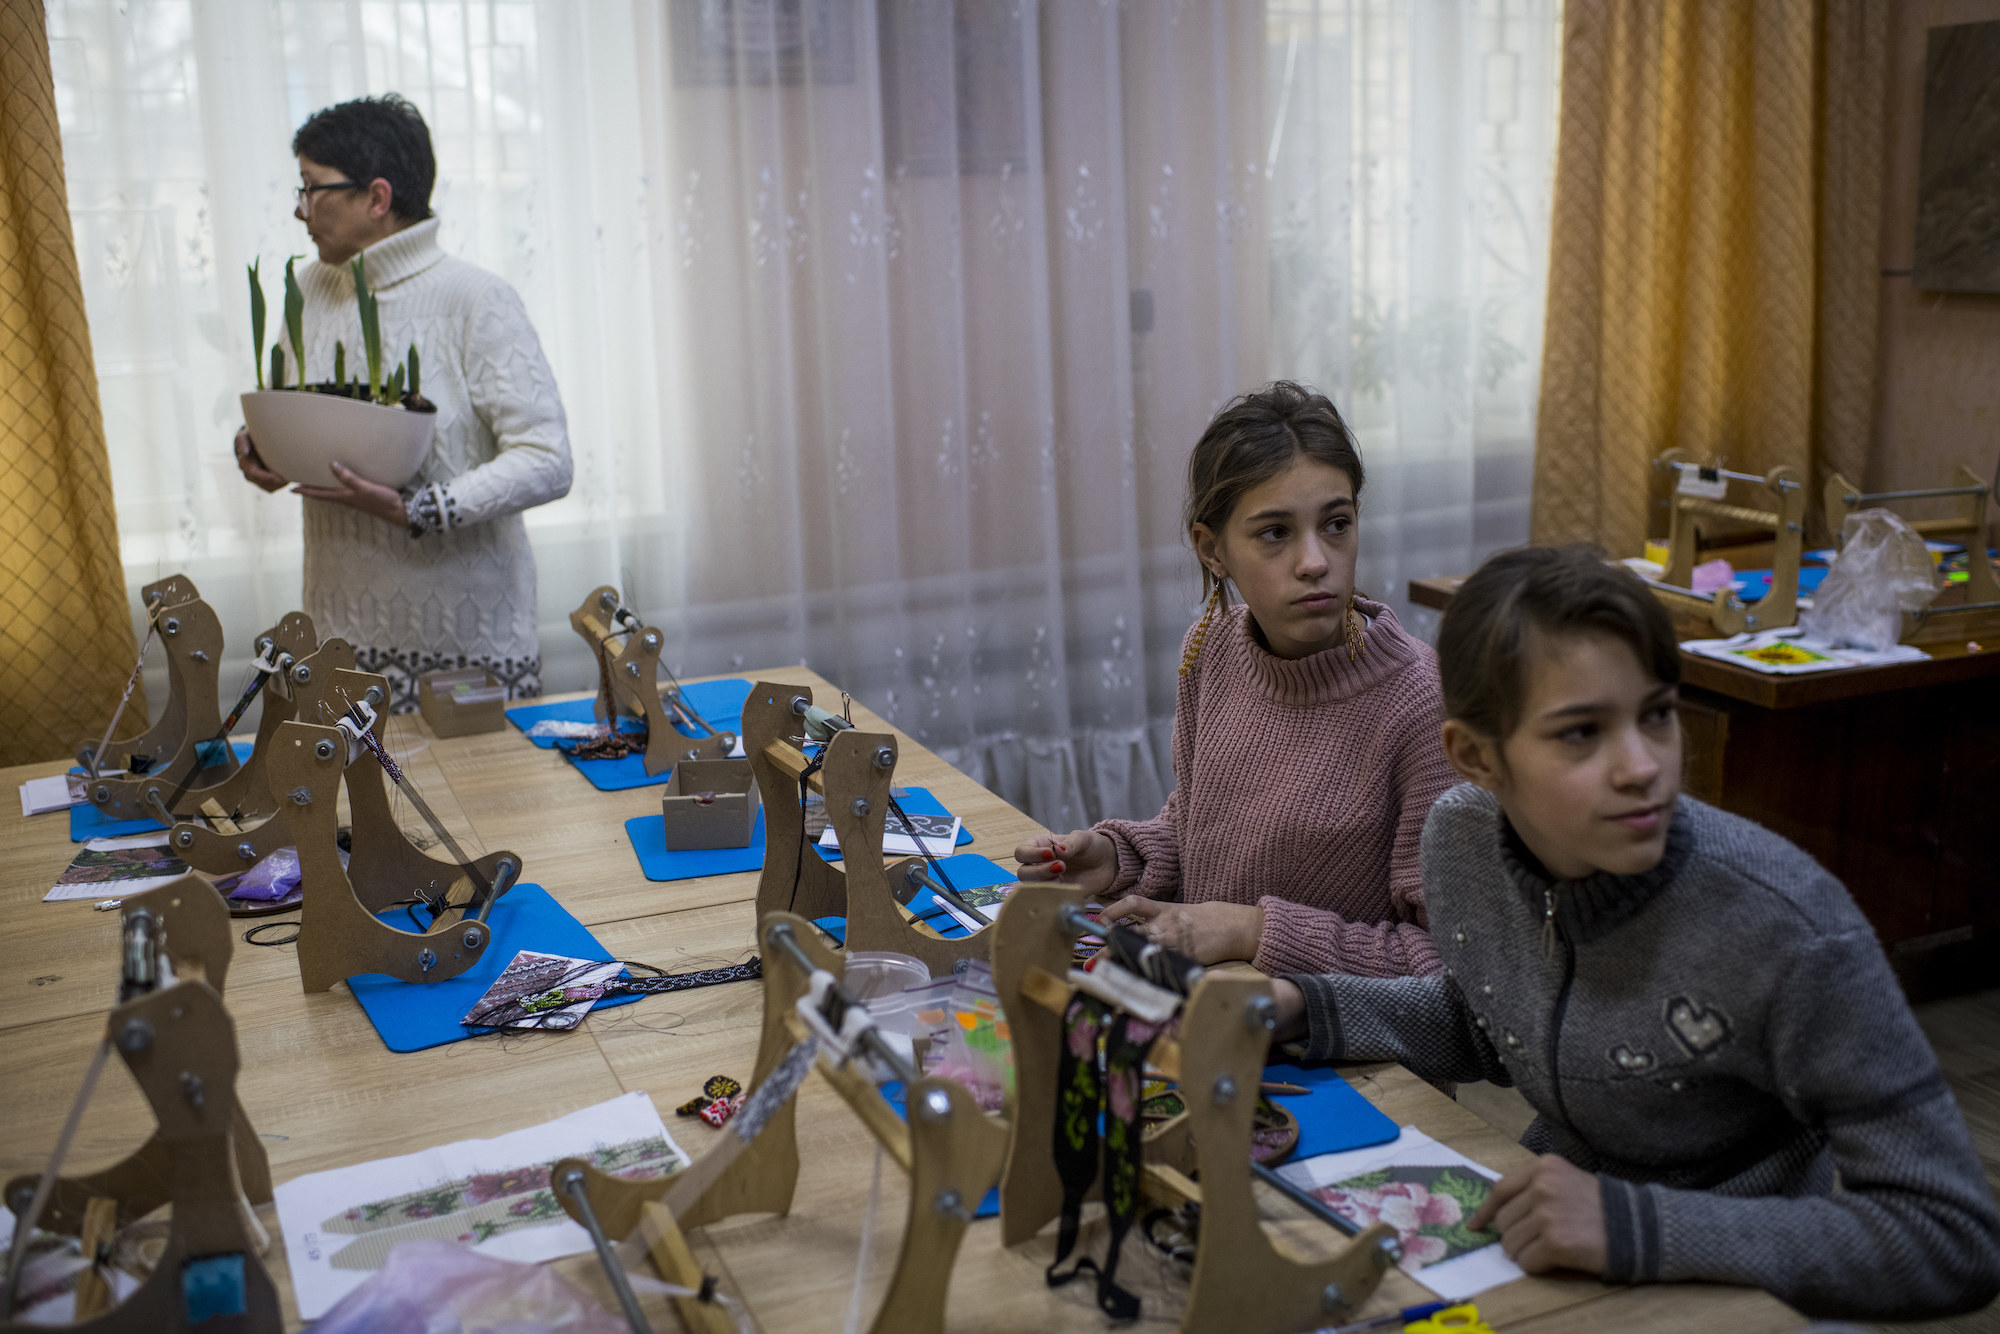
[1277,1127,1524,1301]
[275,1092,685,1318]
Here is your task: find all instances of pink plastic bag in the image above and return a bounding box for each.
[313,1239,629,1334]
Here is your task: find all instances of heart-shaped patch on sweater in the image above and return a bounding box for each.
[1608,1045,1657,1075]
[1663,996,1733,1056]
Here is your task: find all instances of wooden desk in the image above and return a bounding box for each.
[1411,575,2000,962]
[0,666,1799,1332]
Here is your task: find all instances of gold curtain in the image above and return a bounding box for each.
[1531,0,1887,553]
[0,0,139,767]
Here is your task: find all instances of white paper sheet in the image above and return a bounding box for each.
[273,1090,686,1319]
[820,813,960,858]
[19,774,83,818]
[1682,627,1929,676]
[1278,1127,1525,1301]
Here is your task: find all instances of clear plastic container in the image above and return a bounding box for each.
[843,951,930,1001]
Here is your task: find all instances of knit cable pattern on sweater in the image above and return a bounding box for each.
[288,218,572,676]
[1095,597,1456,978]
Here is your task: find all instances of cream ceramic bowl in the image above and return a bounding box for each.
[240,390,436,490]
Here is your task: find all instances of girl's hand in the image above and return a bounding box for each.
[234,427,287,492]
[292,461,409,527]
[1094,897,1264,967]
[1467,1155,1608,1275]
[1269,978,1308,1043]
[1014,829,1117,894]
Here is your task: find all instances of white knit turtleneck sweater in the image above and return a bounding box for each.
[285,217,571,709]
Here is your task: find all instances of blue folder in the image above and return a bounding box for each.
[68,741,255,842]
[346,883,645,1053]
[505,680,753,793]
[1262,1060,1402,1160]
[624,786,971,883]
[811,853,1017,944]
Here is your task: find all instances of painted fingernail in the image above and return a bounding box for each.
[1049,861,1065,875]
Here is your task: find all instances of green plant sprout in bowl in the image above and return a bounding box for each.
[238,254,439,491]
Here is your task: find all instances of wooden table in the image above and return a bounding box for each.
[1411,574,2000,967]
[0,665,1801,1332]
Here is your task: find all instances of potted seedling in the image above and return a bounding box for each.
[238,254,438,490]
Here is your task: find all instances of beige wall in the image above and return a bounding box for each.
[1872,0,2000,550]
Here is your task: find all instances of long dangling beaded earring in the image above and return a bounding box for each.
[1180,579,1224,676]
[1344,600,1367,663]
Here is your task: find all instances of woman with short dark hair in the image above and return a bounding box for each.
[233,93,572,709]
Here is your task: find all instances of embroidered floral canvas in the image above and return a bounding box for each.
[1309,1165,1497,1271]
[275,1092,685,1319]
[1276,1127,1522,1301]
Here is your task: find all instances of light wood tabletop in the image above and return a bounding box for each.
[0,665,1803,1332]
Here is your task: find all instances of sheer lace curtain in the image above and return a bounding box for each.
[47,0,1557,829]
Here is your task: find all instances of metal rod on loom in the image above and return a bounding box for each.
[86,622,158,777]
[558,1168,653,1334]
[765,921,920,1087]
[1845,484,1987,505]
[339,690,497,911]
[1664,460,1800,492]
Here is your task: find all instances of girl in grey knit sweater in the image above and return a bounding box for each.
[1269,545,2000,1320]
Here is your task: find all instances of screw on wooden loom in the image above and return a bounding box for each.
[917,1089,953,1122]
[237,843,256,861]
[851,798,870,818]
[1211,1075,1238,1107]
[293,664,312,684]
[118,1020,153,1055]
[462,928,484,951]
[175,830,195,849]
[314,739,336,760]
[1245,995,1277,1033]
[288,787,312,806]
[873,746,893,770]
[180,1073,204,1110]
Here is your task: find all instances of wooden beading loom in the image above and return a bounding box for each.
[265,667,521,992]
[745,680,993,978]
[991,884,1401,1333]
[549,910,1010,1334]
[569,586,737,775]
[76,575,201,778]
[1823,464,2000,644]
[84,577,249,825]
[1649,451,1808,635]
[167,630,358,877]
[1,880,278,1332]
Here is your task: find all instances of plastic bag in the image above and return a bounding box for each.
[219,846,301,902]
[1798,509,1939,652]
[312,1239,629,1334]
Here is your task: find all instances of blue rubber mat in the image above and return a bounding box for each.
[68,741,255,842]
[346,883,643,1053]
[624,786,971,882]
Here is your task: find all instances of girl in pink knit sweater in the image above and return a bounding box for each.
[1015,382,1454,978]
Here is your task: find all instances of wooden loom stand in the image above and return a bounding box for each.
[265,667,521,992]
[551,908,1011,1334]
[1,880,279,1333]
[86,580,244,824]
[1652,450,1808,635]
[991,884,1400,1333]
[569,585,736,776]
[744,680,994,978]
[169,633,358,876]
[78,574,199,774]
[1822,464,2000,643]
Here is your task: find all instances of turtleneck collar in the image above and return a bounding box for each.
[1497,799,1693,943]
[344,216,446,290]
[1227,595,1426,707]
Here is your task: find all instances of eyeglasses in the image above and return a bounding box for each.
[294,181,363,211]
